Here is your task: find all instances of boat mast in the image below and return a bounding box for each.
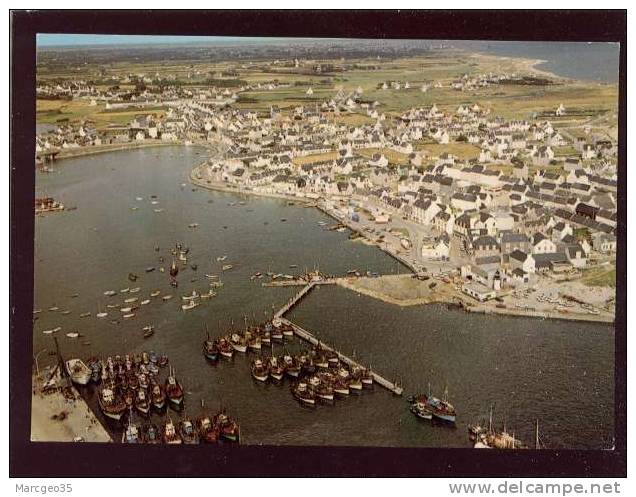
[535,419,540,450]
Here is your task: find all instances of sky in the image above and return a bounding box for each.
[36,34,319,47]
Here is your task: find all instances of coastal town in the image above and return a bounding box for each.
[31,40,618,448]
[36,50,617,322]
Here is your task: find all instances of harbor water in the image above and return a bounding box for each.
[33,145,614,448]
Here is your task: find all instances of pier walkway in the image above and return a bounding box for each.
[278,318,403,396]
[273,281,318,319]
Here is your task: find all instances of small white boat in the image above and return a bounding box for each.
[120,288,130,293]
[181,301,199,312]
[205,274,218,280]
[135,196,143,201]
[216,256,228,262]
[130,287,141,293]
[222,264,233,271]
[188,223,199,229]
[96,312,108,319]
[150,290,161,297]
[66,359,92,385]
[120,307,132,313]
[33,309,42,315]
[151,200,159,205]
[162,295,173,301]
[182,290,199,301]
[103,290,117,297]
[66,332,79,338]
[142,325,154,332]
[123,313,135,319]
[124,297,138,303]
[42,326,61,335]
[106,303,120,309]
[154,208,164,213]
[48,306,59,312]
[141,299,150,306]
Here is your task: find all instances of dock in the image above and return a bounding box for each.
[278,318,404,396]
[273,281,319,319]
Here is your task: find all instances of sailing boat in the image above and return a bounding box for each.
[169,259,179,278]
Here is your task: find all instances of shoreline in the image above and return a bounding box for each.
[190,164,614,325]
[336,276,613,324]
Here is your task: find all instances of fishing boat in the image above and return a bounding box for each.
[122,411,141,443]
[292,381,316,406]
[86,357,103,383]
[298,351,315,374]
[142,423,162,444]
[197,414,219,443]
[268,356,285,381]
[413,385,456,424]
[65,358,92,385]
[200,290,217,300]
[180,418,199,444]
[181,301,199,312]
[213,411,240,443]
[182,290,199,301]
[202,332,219,361]
[229,333,247,353]
[333,369,351,396]
[165,368,184,409]
[308,375,334,402]
[246,332,262,351]
[169,259,179,278]
[150,383,166,411]
[282,354,301,378]
[216,337,234,359]
[163,417,182,444]
[410,400,433,420]
[98,385,127,421]
[135,389,151,416]
[251,358,270,382]
[150,290,161,297]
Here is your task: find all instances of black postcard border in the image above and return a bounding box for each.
[10,9,627,478]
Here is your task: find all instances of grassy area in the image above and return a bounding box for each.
[416,141,480,160]
[581,266,616,288]
[292,151,338,166]
[357,147,411,165]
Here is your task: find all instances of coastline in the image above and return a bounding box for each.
[190,164,614,325]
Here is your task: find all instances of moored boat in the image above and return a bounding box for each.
[98,385,127,421]
[65,358,92,385]
[197,414,220,443]
[251,358,270,382]
[165,368,184,409]
[179,418,199,444]
[292,381,316,406]
[163,417,182,444]
[213,411,240,443]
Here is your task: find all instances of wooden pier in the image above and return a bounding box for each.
[278,318,403,396]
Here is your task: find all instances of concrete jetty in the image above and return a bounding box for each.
[278,318,403,396]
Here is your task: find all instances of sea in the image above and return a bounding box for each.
[451,41,620,83]
[33,145,615,448]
